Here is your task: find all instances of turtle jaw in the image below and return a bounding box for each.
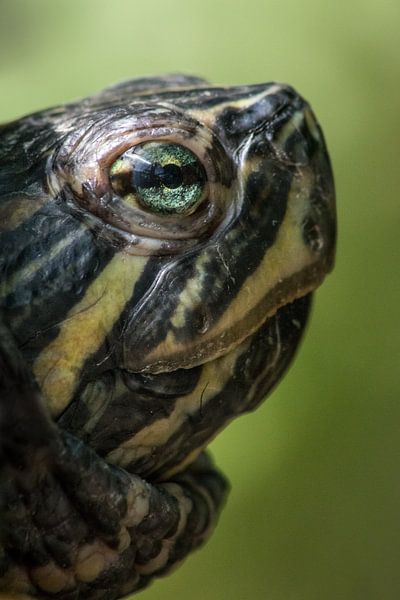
[100,294,313,480]
[121,264,324,377]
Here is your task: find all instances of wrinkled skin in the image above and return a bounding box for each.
[0,76,335,598]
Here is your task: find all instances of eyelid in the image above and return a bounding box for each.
[48,113,233,255]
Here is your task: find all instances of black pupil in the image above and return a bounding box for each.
[155,163,183,188]
[134,162,184,190]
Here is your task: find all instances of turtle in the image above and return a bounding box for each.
[0,75,336,599]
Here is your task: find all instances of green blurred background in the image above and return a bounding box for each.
[1,0,399,598]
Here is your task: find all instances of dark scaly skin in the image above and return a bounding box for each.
[0,75,336,598]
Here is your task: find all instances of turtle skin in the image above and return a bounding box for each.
[0,75,336,599]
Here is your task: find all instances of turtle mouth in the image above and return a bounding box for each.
[121,258,326,376]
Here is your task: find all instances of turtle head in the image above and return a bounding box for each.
[0,78,335,464]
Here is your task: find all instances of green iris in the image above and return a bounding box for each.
[110,142,206,215]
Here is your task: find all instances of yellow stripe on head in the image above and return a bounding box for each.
[0,196,48,232]
[0,227,87,301]
[33,252,148,416]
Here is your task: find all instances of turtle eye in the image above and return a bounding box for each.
[110,142,207,215]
